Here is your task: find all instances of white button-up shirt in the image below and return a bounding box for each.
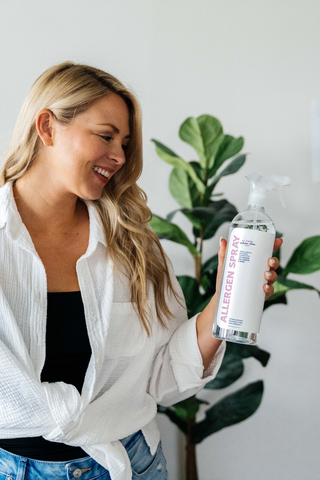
[0,182,225,480]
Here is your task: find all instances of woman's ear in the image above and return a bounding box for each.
[36,109,55,147]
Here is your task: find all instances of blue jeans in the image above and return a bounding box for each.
[0,431,168,479]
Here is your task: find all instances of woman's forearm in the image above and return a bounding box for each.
[195,295,222,370]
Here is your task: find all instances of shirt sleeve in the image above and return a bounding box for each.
[147,260,226,406]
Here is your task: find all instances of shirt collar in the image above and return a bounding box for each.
[83,200,107,249]
[0,181,12,229]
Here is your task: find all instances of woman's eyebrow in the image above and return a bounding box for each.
[97,123,131,139]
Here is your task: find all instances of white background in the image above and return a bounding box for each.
[0,1,320,479]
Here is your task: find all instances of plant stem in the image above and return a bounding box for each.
[186,418,198,480]
[199,229,204,259]
[194,226,204,285]
[194,255,202,284]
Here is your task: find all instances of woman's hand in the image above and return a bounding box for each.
[263,238,282,300]
[217,237,282,298]
[196,237,282,370]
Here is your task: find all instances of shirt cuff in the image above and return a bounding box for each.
[169,314,226,393]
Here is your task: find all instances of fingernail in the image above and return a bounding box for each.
[265,284,271,290]
[269,259,277,265]
[265,272,272,277]
[220,236,224,247]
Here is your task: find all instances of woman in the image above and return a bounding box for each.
[0,62,281,480]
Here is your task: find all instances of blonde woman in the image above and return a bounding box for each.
[0,62,281,480]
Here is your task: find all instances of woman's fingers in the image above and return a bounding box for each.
[216,237,227,293]
[264,283,274,300]
[264,270,277,283]
[268,256,280,271]
[264,254,280,300]
[273,238,283,253]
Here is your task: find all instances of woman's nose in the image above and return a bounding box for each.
[109,143,126,167]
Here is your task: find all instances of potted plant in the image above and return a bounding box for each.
[149,114,320,480]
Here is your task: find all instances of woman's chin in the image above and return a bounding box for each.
[78,186,105,201]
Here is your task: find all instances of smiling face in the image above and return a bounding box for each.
[39,93,131,201]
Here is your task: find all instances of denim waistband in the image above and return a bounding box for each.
[0,445,108,480]
[0,431,162,480]
[0,432,141,480]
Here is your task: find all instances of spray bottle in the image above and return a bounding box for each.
[212,173,290,345]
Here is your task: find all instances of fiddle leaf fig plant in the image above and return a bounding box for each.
[149,114,320,480]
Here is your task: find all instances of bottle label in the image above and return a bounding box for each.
[216,227,275,333]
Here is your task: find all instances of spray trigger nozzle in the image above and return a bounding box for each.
[275,187,286,208]
[246,173,291,209]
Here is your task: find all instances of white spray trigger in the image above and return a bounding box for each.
[275,187,286,208]
[246,173,291,209]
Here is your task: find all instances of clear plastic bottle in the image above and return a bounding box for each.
[212,173,290,345]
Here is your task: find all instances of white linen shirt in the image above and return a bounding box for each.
[0,181,225,480]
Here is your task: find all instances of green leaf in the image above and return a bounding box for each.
[176,275,211,318]
[180,210,203,229]
[173,397,201,420]
[166,209,180,222]
[268,279,290,300]
[264,293,287,310]
[179,115,224,170]
[282,236,320,276]
[180,205,217,229]
[202,200,237,240]
[176,276,202,314]
[166,205,217,230]
[171,201,236,231]
[205,344,270,390]
[214,154,246,182]
[149,214,199,256]
[191,294,213,315]
[188,162,205,207]
[152,139,206,194]
[204,154,246,203]
[268,275,320,306]
[208,135,244,178]
[226,343,270,367]
[189,161,206,182]
[166,209,212,231]
[204,353,244,389]
[201,274,209,291]
[271,276,320,299]
[191,381,264,443]
[157,405,187,434]
[279,277,320,294]
[201,254,219,276]
[169,168,193,208]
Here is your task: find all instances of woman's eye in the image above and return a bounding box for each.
[100,135,113,142]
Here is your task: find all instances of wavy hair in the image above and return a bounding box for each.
[0,61,182,334]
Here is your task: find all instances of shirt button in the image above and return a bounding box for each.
[82,278,88,285]
[73,469,82,478]
[90,316,97,323]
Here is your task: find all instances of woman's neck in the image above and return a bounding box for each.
[13,169,85,235]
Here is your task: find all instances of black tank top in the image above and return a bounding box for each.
[0,291,92,460]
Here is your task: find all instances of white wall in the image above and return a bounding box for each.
[0,1,319,478]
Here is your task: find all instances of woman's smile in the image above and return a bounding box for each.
[92,165,113,183]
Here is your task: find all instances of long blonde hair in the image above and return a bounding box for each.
[0,61,182,333]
